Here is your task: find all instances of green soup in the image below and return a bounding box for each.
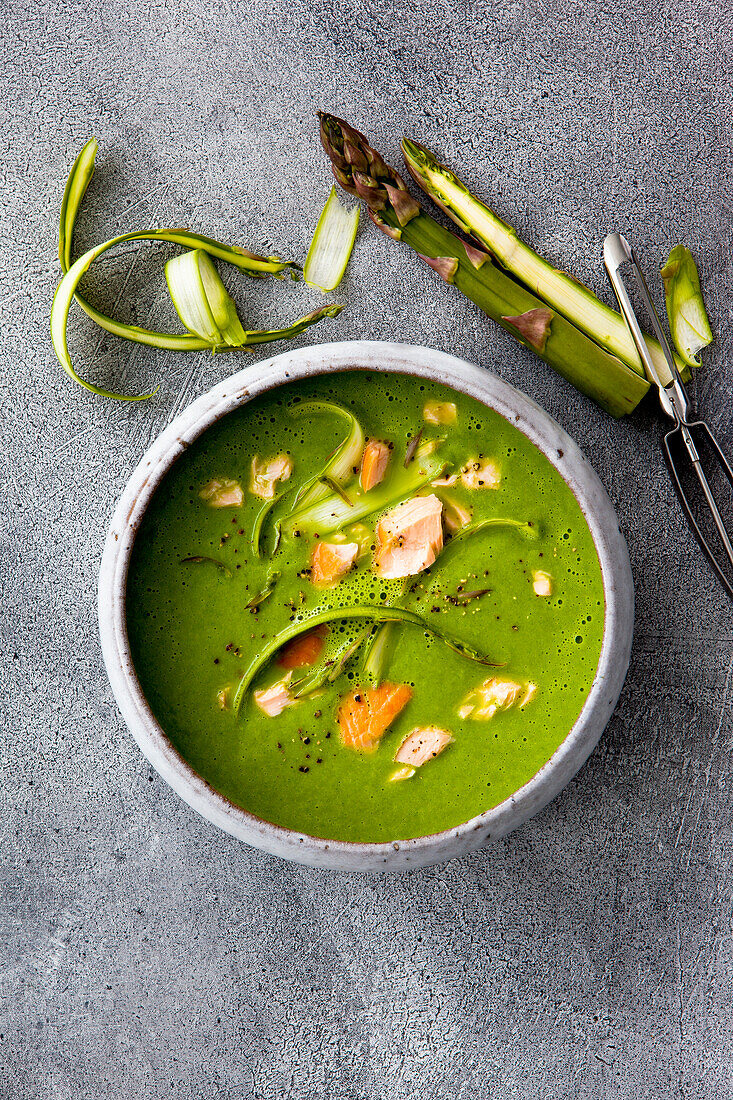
[126,371,604,843]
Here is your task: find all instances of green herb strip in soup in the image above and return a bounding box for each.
[126,371,604,843]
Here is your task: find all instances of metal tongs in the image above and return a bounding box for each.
[604,232,733,601]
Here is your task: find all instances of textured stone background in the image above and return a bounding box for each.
[2,0,732,1095]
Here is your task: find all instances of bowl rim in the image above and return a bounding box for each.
[98,340,634,871]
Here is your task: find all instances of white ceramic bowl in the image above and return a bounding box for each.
[99,341,633,871]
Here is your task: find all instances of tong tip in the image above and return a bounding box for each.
[603,232,633,273]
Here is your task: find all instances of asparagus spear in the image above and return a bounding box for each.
[400,137,685,386]
[318,113,649,418]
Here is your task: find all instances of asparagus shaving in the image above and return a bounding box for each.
[400,137,687,387]
[52,226,343,398]
[320,475,353,506]
[444,518,538,556]
[165,249,247,346]
[362,580,408,685]
[284,442,445,535]
[58,137,98,271]
[245,568,280,610]
[290,627,370,698]
[61,140,297,280]
[403,428,423,467]
[233,605,497,715]
[251,489,291,558]
[52,138,341,397]
[289,401,365,512]
[326,627,372,682]
[362,622,394,686]
[52,229,343,397]
[660,245,713,368]
[318,113,650,417]
[304,186,360,292]
[180,555,232,577]
[238,306,343,347]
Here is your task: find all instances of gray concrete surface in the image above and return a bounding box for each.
[2,0,732,1095]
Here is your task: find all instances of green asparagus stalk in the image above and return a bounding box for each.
[660,245,713,368]
[400,137,686,388]
[318,114,648,418]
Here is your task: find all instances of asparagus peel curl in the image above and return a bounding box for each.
[660,244,713,368]
[53,137,341,398]
[318,113,649,418]
[400,137,687,388]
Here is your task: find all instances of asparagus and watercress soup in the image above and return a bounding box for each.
[127,371,604,843]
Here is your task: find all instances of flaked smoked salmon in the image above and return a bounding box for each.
[461,457,501,490]
[532,570,553,597]
[423,400,457,425]
[254,674,297,717]
[374,494,443,579]
[310,541,359,587]
[394,726,454,767]
[337,682,412,752]
[360,439,391,492]
[278,627,328,669]
[458,677,538,721]
[250,454,293,499]
[199,478,244,507]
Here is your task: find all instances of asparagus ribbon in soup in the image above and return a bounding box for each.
[238,398,540,705]
[236,511,536,712]
[285,443,446,536]
[289,401,365,512]
[232,604,499,716]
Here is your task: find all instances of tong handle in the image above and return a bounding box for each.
[664,421,733,601]
[604,231,733,603]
